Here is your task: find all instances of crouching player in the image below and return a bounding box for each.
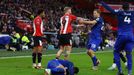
[79,9,104,70]
[45,59,79,75]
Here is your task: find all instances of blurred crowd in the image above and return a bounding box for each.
[0,0,117,50]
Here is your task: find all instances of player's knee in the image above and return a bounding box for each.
[59,49,64,53]
[64,50,71,57]
[113,50,120,53]
[87,50,94,57]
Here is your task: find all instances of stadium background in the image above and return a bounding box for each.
[0,0,134,75]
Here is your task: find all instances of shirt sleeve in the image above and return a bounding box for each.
[95,18,101,23]
[71,15,77,20]
[100,1,119,15]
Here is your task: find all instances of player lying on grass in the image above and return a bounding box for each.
[79,9,104,70]
[100,0,134,75]
[45,59,79,75]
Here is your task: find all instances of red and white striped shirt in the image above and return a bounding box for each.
[33,16,43,36]
[60,14,76,34]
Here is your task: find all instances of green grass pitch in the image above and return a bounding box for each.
[0,48,134,75]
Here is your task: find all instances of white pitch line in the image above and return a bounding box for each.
[0,50,113,59]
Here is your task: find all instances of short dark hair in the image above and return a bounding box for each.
[73,67,79,74]
[66,67,79,75]
[94,9,101,14]
[64,7,71,13]
[122,3,129,10]
[37,9,44,15]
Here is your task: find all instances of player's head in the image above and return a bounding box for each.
[12,30,16,35]
[66,66,79,75]
[93,9,101,18]
[64,7,72,14]
[122,3,129,11]
[73,67,79,74]
[37,9,45,17]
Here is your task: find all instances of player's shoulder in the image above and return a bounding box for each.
[119,10,134,15]
[34,16,41,20]
[96,17,103,21]
[64,14,76,17]
[34,16,42,22]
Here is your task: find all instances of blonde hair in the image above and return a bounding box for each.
[64,7,71,13]
[94,9,101,14]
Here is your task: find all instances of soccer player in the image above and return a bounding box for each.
[79,9,104,70]
[100,1,134,75]
[106,25,127,70]
[56,7,80,60]
[32,9,45,69]
[45,59,79,75]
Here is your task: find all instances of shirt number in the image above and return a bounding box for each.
[124,16,131,24]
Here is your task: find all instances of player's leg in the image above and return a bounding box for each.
[56,34,72,60]
[87,49,100,70]
[56,34,65,59]
[125,42,133,75]
[108,58,117,70]
[120,52,127,67]
[64,45,72,60]
[87,40,101,70]
[36,38,43,69]
[32,47,37,68]
[64,34,72,60]
[36,46,43,68]
[114,36,124,75]
[108,51,127,70]
[32,36,38,68]
[56,46,64,59]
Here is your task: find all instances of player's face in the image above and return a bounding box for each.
[93,11,99,18]
[41,11,45,18]
[68,9,72,14]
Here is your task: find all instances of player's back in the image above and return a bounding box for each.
[47,59,61,68]
[60,14,76,34]
[116,11,134,35]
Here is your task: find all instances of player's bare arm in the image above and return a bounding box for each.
[79,20,97,25]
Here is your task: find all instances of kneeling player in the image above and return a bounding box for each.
[45,59,79,75]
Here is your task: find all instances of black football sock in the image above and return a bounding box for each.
[120,53,126,63]
[113,58,116,63]
[37,53,42,63]
[32,53,36,63]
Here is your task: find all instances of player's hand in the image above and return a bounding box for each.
[78,18,84,24]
